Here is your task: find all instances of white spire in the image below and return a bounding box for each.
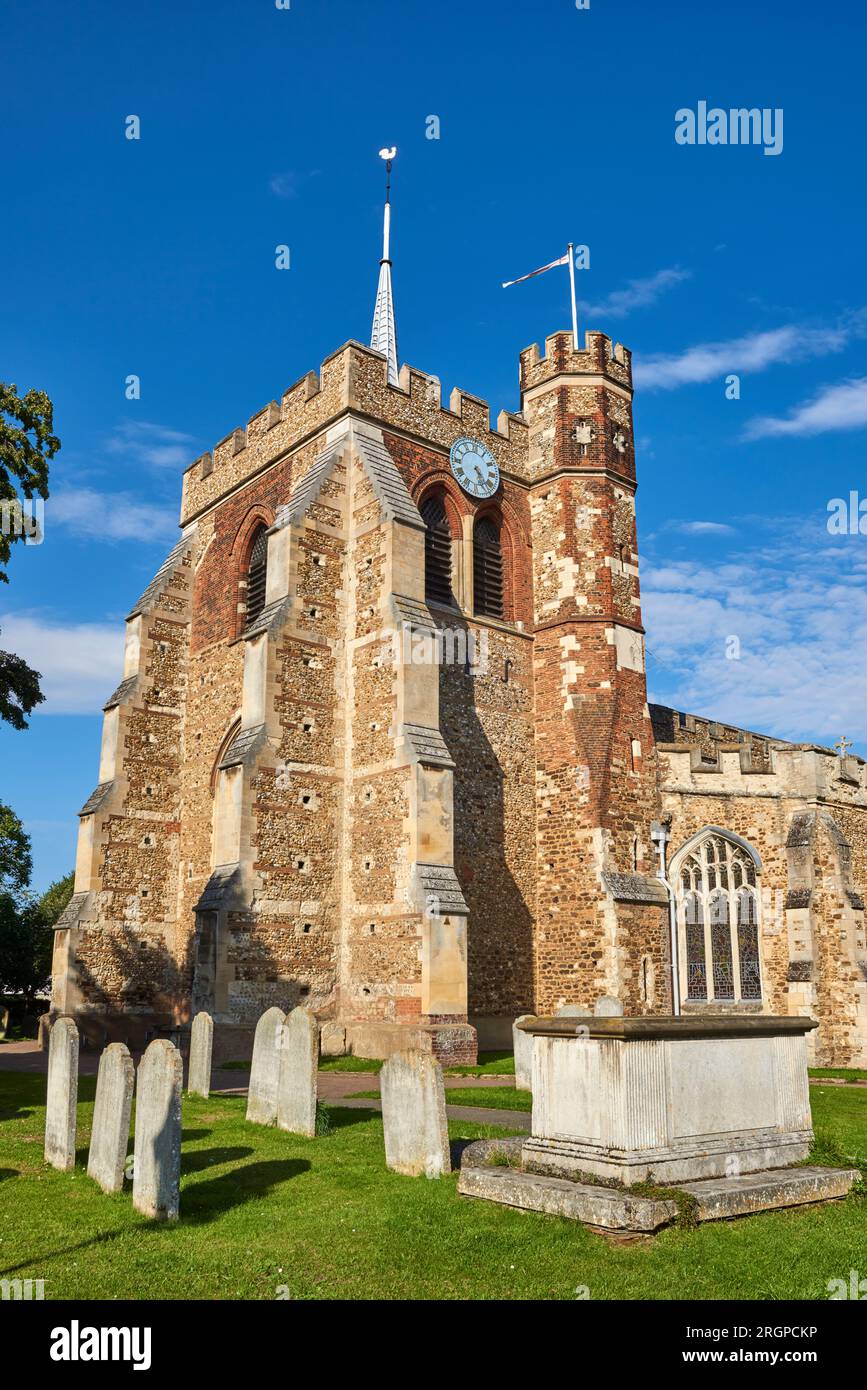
[371,147,399,387]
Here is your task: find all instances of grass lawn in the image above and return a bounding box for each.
[350,1085,531,1112]
[809,1067,867,1084]
[1,1072,864,1300]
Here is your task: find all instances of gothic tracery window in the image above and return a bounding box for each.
[675,832,761,1003]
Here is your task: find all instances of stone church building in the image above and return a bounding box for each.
[51,200,867,1066]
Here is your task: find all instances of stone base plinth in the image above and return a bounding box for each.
[518,1013,819,1186]
[522,1132,813,1185]
[458,1147,860,1233]
[344,1019,477,1065]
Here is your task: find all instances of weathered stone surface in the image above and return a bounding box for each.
[132,1039,183,1221]
[594,996,623,1016]
[554,1005,588,1017]
[380,1049,450,1178]
[458,1136,526,1169]
[459,1156,860,1231]
[188,1011,213,1098]
[277,1006,318,1136]
[87,1043,134,1193]
[44,1018,79,1171]
[512,1014,534,1092]
[319,1021,346,1057]
[522,1013,817,1185]
[246,1006,286,1125]
[678,1165,861,1221]
[458,1164,676,1232]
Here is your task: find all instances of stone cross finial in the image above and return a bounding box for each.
[834,736,853,757]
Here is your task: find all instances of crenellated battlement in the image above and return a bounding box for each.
[520,329,632,396]
[656,738,867,805]
[180,340,530,525]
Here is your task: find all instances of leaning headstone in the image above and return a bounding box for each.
[246,1006,286,1125]
[277,1006,319,1136]
[44,1018,79,1171]
[594,996,624,1017]
[512,1014,534,1092]
[132,1039,183,1221]
[555,1004,587,1017]
[187,1011,213,1098]
[87,1043,134,1193]
[380,1050,450,1178]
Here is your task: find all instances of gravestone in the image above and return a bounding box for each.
[246,1007,286,1125]
[0,1006,8,1040]
[594,996,623,1017]
[380,1050,450,1178]
[320,1021,346,1057]
[512,1014,534,1092]
[277,1006,319,1136]
[132,1038,183,1221]
[87,1043,134,1193]
[555,1004,587,1017]
[188,1011,213,1098]
[44,1017,79,1171]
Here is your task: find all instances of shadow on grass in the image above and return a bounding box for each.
[0,1168,19,1182]
[321,1106,380,1131]
[0,1104,34,1122]
[181,1159,310,1223]
[1,1157,313,1275]
[182,1146,255,1175]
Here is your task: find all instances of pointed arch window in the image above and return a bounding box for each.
[421,494,453,606]
[245,526,269,625]
[674,832,761,1004]
[473,514,504,619]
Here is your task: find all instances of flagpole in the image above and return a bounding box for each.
[567,242,578,349]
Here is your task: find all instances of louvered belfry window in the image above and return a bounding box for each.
[473,515,504,619]
[245,526,269,625]
[421,494,453,606]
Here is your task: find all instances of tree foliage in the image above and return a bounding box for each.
[0,382,58,581]
[0,381,59,728]
[0,800,31,895]
[0,806,71,1001]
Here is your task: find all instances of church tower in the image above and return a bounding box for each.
[522,329,670,1014]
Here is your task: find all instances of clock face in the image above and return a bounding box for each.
[449,436,500,499]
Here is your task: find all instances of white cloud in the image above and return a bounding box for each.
[642,525,867,747]
[583,267,691,320]
[665,520,735,536]
[104,420,196,470]
[0,613,124,715]
[48,488,177,543]
[269,171,299,198]
[635,323,849,392]
[743,377,867,440]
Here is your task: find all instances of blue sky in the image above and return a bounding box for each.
[3,0,866,890]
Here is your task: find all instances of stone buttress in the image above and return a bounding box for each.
[191,418,474,1062]
[53,536,196,1045]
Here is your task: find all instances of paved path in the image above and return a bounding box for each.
[0,1041,528,1131]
